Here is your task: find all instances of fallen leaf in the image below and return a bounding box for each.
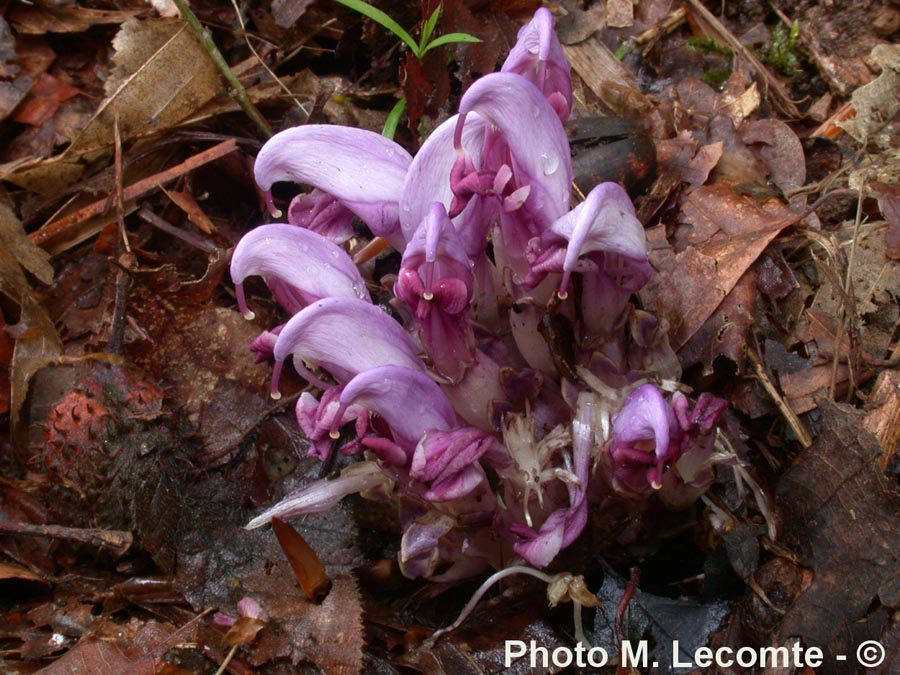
[129,305,270,466]
[837,44,900,144]
[75,18,222,152]
[591,564,731,675]
[677,265,756,370]
[0,77,33,123]
[0,204,61,443]
[741,119,806,195]
[162,187,217,234]
[12,73,81,127]
[271,0,315,28]
[0,561,50,587]
[641,185,798,349]
[7,5,141,35]
[774,398,900,673]
[4,18,223,196]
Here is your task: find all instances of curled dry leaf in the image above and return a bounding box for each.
[271,517,331,603]
[5,17,222,196]
[0,204,61,443]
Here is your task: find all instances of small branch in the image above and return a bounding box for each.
[171,0,273,138]
[747,348,813,449]
[0,521,133,556]
[30,139,238,254]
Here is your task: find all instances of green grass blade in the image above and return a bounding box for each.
[420,32,481,55]
[334,0,420,56]
[419,5,442,53]
[382,98,407,140]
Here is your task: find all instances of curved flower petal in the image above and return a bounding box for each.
[456,72,573,231]
[338,365,456,446]
[254,125,412,243]
[501,7,572,122]
[609,383,675,493]
[230,223,370,318]
[548,182,649,297]
[245,462,389,528]
[399,113,493,257]
[271,297,422,396]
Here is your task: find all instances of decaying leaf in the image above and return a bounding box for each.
[5,17,223,196]
[837,44,900,145]
[774,398,900,674]
[0,204,61,442]
[591,566,731,675]
[641,185,798,350]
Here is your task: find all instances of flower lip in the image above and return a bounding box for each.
[254,125,413,242]
[230,223,371,318]
[270,297,422,398]
[334,365,456,448]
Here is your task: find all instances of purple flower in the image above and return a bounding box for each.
[501,7,572,122]
[295,387,369,461]
[270,297,422,398]
[286,190,356,243]
[606,384,676,497]
[526,182,650,297]
[658,392,728,510]
[395,202,475,382]
[399,114,495,259]
[230,223,370,319]
[451,72,573,268]
[254,125,412,246]
[411,426,498,501]
[334,365,457,464]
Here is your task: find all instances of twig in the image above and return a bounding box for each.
[831,177,866,399]
[0,521,133,556]
[171,0,273,138]
[30,139,238,254]
[138,207,219,253]
[747,348,813,448]
[229,0,309,116]
[684,0,801,118]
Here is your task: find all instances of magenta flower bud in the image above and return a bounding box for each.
[411,427,497,501]
[286,190,356,243]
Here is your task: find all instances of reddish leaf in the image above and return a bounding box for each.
[271,517,331,603]
[12,73,81,127]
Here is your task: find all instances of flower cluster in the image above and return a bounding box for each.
[234,8,728,580]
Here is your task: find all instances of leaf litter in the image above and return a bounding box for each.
[0,1,898,674]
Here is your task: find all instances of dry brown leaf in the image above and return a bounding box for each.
[4,18,223,196]
[0,204,61,442]
[836,44,900,145]
[162,187,217,234]
[76,18,222,152]
[775,399,900,669]
[7,5,140,35]
[641,185,797,349]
